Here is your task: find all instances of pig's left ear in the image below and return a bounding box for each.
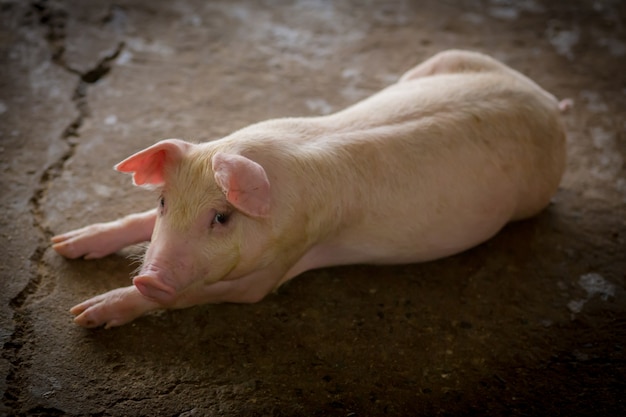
[115,139,191,188]
[212,152,271,218]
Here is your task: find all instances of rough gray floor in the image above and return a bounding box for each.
[1,0,625,416]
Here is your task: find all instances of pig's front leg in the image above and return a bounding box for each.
[70,286,160,328]
[52,209,156,259]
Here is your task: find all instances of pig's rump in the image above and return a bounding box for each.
[276,69,566,273]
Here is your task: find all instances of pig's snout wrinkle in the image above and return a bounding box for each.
[133,275,177,304]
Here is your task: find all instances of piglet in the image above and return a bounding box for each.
[52,50,567,328]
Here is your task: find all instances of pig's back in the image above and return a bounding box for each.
[299,69,566,266]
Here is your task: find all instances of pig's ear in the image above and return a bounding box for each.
[115,139,191,187]
[212,152,271,218]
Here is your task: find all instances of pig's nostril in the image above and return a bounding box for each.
[133,275,176,304]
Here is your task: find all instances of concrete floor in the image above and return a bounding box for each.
[1,0,625,415]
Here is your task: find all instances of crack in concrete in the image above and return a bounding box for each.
[29,40,125,239]
[3,1,125,414]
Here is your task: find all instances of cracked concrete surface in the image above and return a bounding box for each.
[1,0,625,415]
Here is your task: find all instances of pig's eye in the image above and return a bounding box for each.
[158,196,165,214]
[212,212,229,226]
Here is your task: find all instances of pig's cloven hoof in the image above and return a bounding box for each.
[52,222,124,259]
[70,286,159,329]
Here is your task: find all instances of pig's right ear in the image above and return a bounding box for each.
[115,139,191,187]
[212,152,271,218]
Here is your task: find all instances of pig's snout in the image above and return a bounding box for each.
[133,274,177,304]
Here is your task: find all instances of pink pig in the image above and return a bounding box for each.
[52,50,567,328]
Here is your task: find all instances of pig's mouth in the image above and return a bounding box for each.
[133,274,177,304]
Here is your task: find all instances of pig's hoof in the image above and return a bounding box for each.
[70,286,158,329]
[71,303,115,329]
[51,223,123,259]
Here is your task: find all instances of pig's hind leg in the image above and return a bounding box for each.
[52,209,156,259]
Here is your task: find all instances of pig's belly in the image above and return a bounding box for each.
[340,153,525,265]
[292,182,519,276]
[326,209,511,266]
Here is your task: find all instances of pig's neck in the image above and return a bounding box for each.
[224,116,384,278]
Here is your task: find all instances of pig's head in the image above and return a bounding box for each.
[115,139,273,305]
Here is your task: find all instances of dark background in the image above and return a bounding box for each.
[1,0,624,415]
